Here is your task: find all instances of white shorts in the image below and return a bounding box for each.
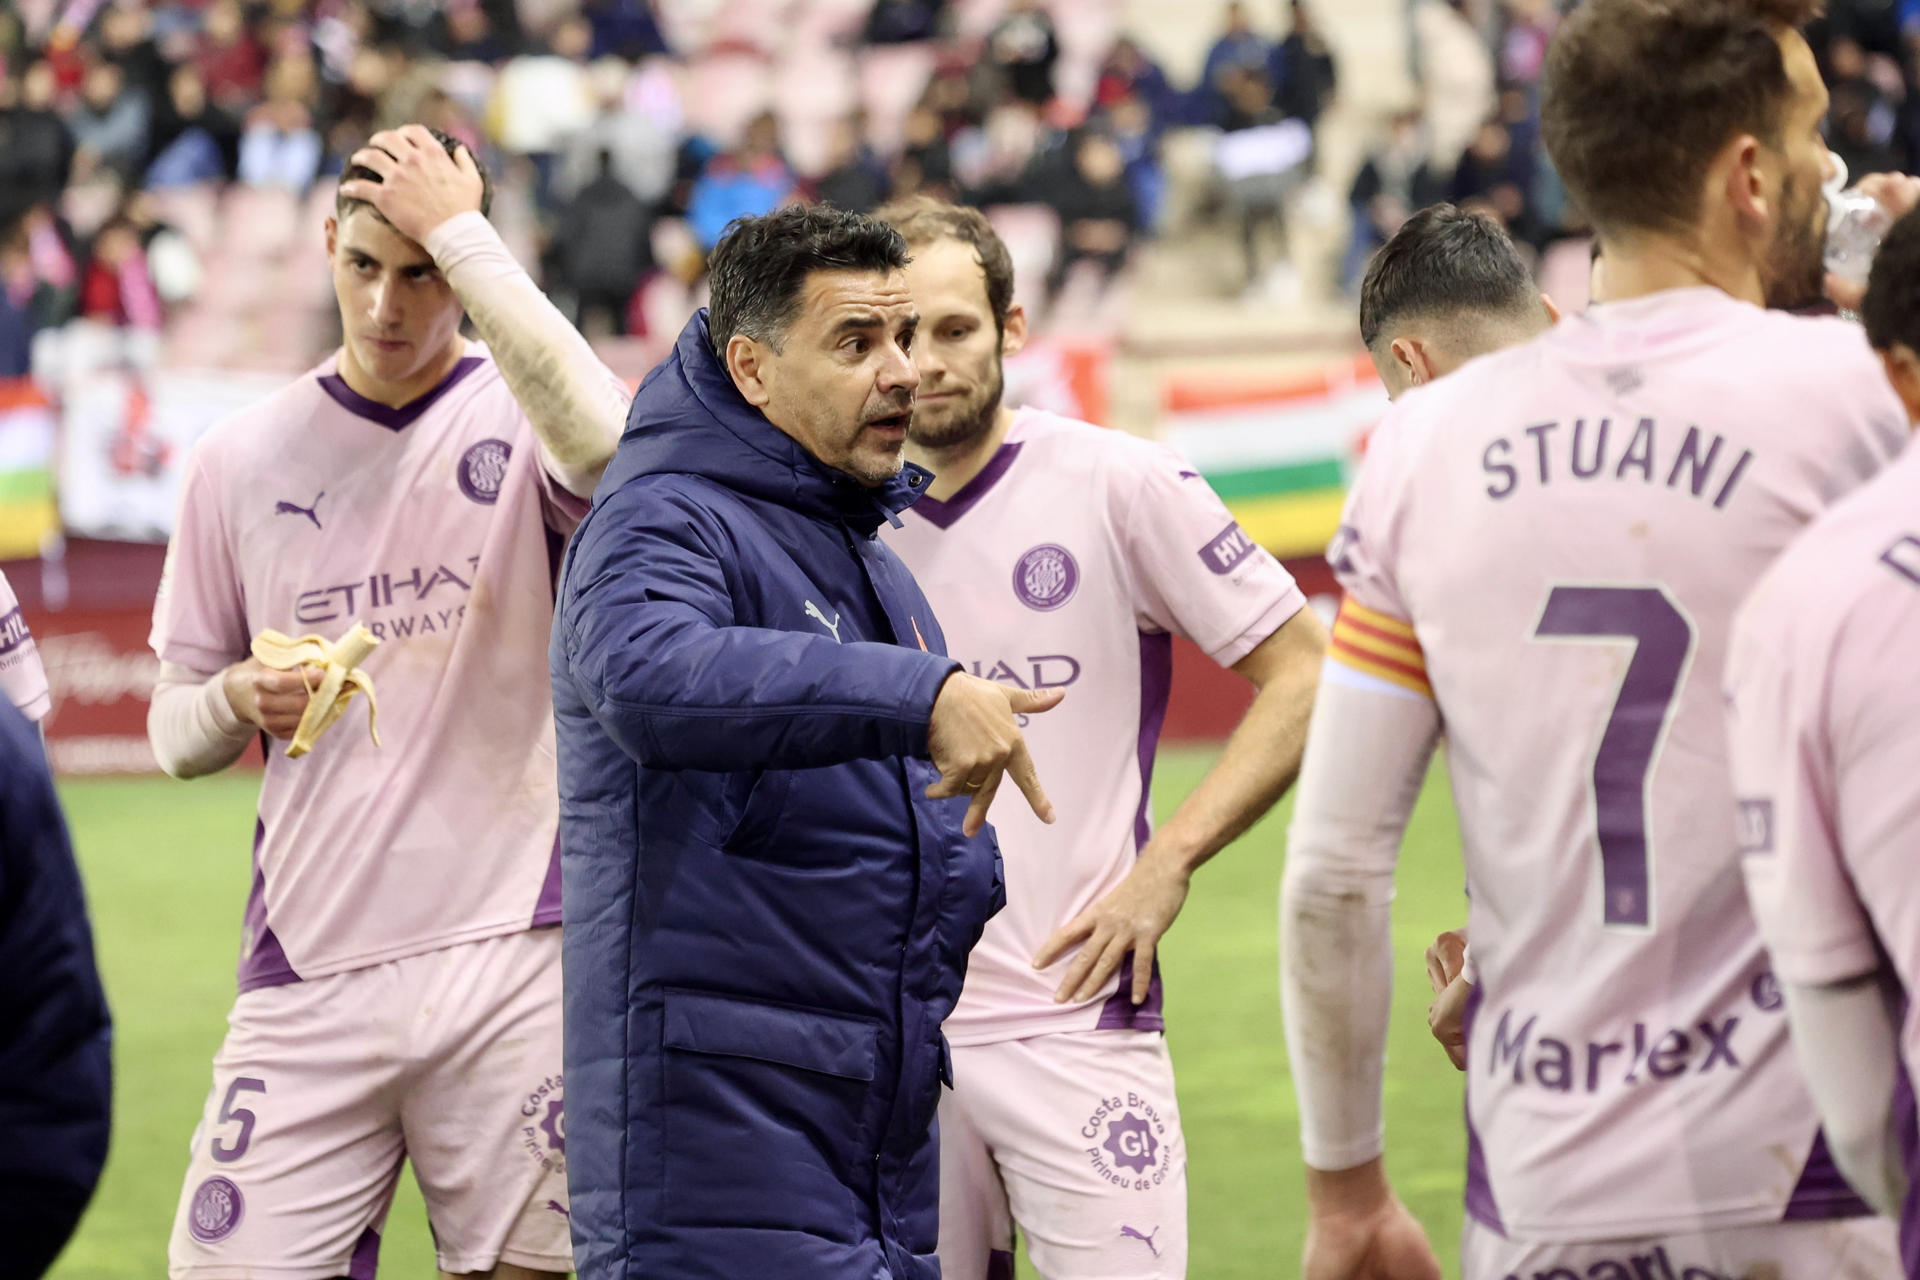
[1460,1213,1901,1280]
[939,1029,1188,1280]
[168,928,570,1279]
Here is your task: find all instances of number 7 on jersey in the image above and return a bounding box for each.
[1533,586,1695,929]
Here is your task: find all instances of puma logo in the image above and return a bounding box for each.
[546,1200,570,1218]
[1120,1225,1160,1257]
[275,491,325,530]
[804,600,843,643]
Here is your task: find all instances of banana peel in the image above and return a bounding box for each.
[250,622,382,758]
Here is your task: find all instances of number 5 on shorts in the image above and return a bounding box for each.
[1532,585,1694,930]
[212,1077,266,1163]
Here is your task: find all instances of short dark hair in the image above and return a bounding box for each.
[1358,204,1537,350]
[706,205,909,361]
[1861,208,1920,355]
[336,126,494,224]
[871,195,1016,335]
[1542,0,1823,239]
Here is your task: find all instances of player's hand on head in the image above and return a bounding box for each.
[338,124,485,246]
[1032,851,1190,1005]
[925,672,1063,837]
[223,657,317,741]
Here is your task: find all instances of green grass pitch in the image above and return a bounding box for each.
[48,746,1470,1279]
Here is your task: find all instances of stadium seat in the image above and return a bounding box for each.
[679,50,777,146]
[982,203,1060,312]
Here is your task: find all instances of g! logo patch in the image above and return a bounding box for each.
[1013,544,1079,612]
[188,1176,245,1243]
[458,439,512,505]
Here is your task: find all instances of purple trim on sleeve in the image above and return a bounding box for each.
[236,819,300,993]
[317,356,484,431]
[1460,983,1506,1235]
[1095,953,1165,1032]
[532,833,563,929]
[1782,1128,1875,1220]
[1888,987,1920,1280]
[909,442,1024,529]
[987,1248,1016,1280]
[346,1225,383,1279]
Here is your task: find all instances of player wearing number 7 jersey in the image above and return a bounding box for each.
[1281,3,1912,1277]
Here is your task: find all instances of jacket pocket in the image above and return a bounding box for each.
[721,768,793,856]
[660,989,878,1239]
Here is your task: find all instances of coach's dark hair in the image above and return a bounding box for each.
[1542,0,1824,240]
[335,126,494,224]
[1358,204,1537,350]
[1861,209,1920,356]
[872,195,1016,336]
[706,205,910,362]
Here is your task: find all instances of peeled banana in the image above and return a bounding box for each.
[250,622,382,758]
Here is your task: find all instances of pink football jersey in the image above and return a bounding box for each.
[0,567,50,723]
[1330,288,1909,1239]
[885,408,1306,1045]
[150,344,591,990]
[1729,439,1920,1225]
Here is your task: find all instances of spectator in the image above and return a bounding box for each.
[145,63,240,186]
[1212,66,1314,293]
[1106,94,1167,230]
[1274,0,1337,127]
[1218,64,1282,132]
[556,149,655,337]
[98,4,173,112]
[237,55,321,190]
[584,0,669,60]
[1828,36,1903,179]
[68,60,151,183]
[987,0,1060,107]
[0,61,75,209]
[439,5,510,63]
[1203,1,1273,116]
[1497,0,1559,89]
[1095,36,1183,131]
[1034,127,1140,303]
[194,0,266,111]
[1448,116,1537,244]
[558,57,679,207]
[863,0,946,45]
[78,214,163,332]
[490,14,596,212]
[686,112,796,251]
[950,100,1043,204]
[1345,108,1446,288]
[896,101,958,200]
[814,115,889,213]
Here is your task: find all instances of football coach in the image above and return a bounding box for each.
[551,204,1061,1280]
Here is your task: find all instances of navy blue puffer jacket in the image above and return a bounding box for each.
[551,312,1004,1280]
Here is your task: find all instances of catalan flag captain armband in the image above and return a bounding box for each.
[1327,598,1432,700]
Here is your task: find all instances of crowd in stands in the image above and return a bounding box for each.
[0,0,1353,374]
[1351,0,1920,297]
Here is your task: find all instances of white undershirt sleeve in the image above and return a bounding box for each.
[1281,666,1442,1170]
[148,660,255,779]
[1783,976,1908,1217]
[423,211,627,498]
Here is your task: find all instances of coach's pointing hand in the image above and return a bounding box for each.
[339,125,485,246]
[925,674,1062,837]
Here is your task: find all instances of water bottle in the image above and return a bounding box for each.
[1825,151,1894,289]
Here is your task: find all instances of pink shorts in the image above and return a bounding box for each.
[939,1029,1188,1279]
[168,928,569,1279]
[1460,1213,1900,1280]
